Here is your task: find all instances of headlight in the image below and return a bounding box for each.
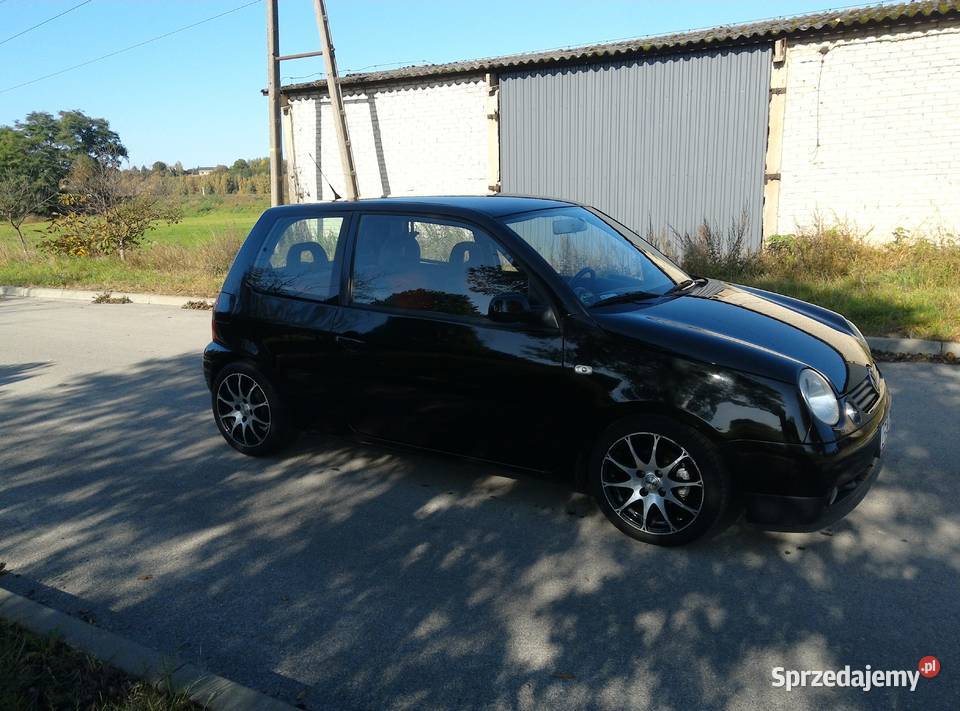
[798,368,840,425]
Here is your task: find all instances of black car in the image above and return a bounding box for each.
[203,196,890,546]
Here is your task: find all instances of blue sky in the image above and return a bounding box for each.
[1,0,861,167]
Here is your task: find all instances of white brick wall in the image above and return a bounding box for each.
[778,22,960,240]
[287,77,490,201]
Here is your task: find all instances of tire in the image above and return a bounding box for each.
[590,415,732,546]
[211,362,294,457]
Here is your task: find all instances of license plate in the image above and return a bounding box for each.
[880,417,891,453]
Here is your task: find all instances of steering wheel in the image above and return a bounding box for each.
[570,267,597,304]
[571,267,596,286]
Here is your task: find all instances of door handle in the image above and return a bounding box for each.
[336,334,365,350]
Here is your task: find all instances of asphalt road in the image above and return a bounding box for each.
[0,296,957,710]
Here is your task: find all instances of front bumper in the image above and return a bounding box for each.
[743,448,882,532]
[731,391,890,532]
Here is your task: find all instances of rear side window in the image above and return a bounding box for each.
[248,216,347,300]
[350,214,536,319]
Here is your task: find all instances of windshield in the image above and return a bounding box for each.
[499,206,689,307]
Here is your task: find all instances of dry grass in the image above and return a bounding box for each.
[0,231,243,297]
[669,217,960,341]
[128,231,244,274]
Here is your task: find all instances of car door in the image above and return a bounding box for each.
[240,211,353,422]
[333,212,567,472]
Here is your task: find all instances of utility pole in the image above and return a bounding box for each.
[265,0,284,206]
[313,0,359,200]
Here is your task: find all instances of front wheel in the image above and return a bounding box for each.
[211,362,293,456]
[590,416,732,546]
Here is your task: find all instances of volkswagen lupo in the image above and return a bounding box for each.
[203,196,890,545]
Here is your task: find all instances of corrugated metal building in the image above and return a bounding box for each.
[499,47,771,247]
[280,1,960,247]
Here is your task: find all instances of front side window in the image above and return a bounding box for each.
[249,216,346,300]
[350,214,535,319]
[501,207,687,306]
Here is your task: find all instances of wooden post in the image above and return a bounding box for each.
[281,98,299,203]
[486,72,501,193]
[265,0,284,206]
[762,37,788,242]
[313,0,359,200]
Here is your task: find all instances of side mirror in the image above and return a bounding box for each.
[488,292,557,328]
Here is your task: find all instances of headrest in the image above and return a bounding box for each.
[378,231,420,269]
[287,242,328,268]
[448,241,476,268]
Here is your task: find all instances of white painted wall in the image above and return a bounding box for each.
[286,77,490,202]
[778,21,960,240]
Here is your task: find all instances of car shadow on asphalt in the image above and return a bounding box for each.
[0,354,957,709]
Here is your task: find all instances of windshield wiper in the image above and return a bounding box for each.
[589,290,662,308]
[665,277,709,295]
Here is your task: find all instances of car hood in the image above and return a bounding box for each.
[593,281,872,391]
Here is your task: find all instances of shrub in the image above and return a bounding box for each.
[674,210,757,279]
[42,195,181,261]
[758,217,868,279]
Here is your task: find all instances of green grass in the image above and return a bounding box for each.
[737,275,959,342]
[680,223,960,342]
[0,194,267,250]
[0,195,262,296]
[0,617,200,710]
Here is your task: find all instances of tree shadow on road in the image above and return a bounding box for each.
[0,355,957,710]
[0,362,49,388]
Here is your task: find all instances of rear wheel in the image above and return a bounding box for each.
[590,416,731,546]
[212,362,293,456]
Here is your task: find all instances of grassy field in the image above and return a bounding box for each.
[0,617,199,710]
[0,199,957,340]
[0,194,267,250]
[0,195,264,296]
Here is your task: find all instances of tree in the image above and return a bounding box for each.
[0,121,65,212]
[0,127,61,252]
[151,161,169,175]
[44,157,181,261]
[231,158,251,178]
[44,192,180,261]
[0,111,128,217]
[0,176,56,254]
[56,110,127,167]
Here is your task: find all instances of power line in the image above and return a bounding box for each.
[0,0,260,95]
[0,0,93,47]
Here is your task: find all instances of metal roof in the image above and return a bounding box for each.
[281,0,959,95]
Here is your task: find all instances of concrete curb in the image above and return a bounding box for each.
[867,336,959,357]
[0,285,211,308]
[0,588,294,711]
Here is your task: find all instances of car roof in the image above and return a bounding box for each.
[263,194,577,219]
